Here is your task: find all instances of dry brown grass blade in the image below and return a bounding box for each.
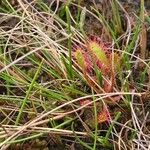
[139,24,147,65]
[139,0,147,68]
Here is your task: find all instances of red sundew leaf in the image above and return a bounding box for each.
[74,47,85,69]
[103,79,113,93]
[86,36,112,76]
[98,107,110,124]
[80,99,91,106]
[89,35,107,48]
[73,46,93,74]
[111,96,121,102]
[88,40,109,66]
[96,60,111,76]
[88,36,122,76]
[83,52,93,74]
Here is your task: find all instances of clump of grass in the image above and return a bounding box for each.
[0,0,150,150]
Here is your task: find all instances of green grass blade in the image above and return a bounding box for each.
[15,60,43,125]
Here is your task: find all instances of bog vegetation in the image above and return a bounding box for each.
[0,0,150,149]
